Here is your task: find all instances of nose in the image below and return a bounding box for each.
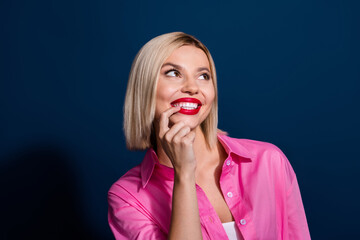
[181,77,199,95]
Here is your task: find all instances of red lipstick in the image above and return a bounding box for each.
[171,98,202,115]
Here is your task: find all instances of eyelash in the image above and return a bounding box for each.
[201,73,210,80]
[165,68,180,77]
[165,68,210,80]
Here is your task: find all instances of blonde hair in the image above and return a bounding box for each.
[124,32,218,150]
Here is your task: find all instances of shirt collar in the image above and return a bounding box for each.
[217,134,255,161]
[140,148,158,188]
[140,133,254,188]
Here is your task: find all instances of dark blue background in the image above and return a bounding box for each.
[1,0,359,239]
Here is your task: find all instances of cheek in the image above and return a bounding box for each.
[205,86,216,105]
[155,83,168,104]
[155,91,171,108]
[156,82,178,104]
[154,86,175,118]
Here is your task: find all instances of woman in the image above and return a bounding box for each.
[108,32,311,240]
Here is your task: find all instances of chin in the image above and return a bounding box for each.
[169,114,202,129]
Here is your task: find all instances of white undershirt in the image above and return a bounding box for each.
[222,221,243,240]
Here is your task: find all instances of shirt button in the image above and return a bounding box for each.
[240,219,246,225]
[226,160,231,166]
[227,192,233,198]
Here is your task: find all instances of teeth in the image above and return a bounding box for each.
[173,102,199,110]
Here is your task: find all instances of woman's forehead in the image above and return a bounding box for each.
[163,45,210,69]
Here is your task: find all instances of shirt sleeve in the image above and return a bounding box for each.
[282,153,311,240]
[108,191,167,240]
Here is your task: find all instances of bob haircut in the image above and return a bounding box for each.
[124,32,218,150]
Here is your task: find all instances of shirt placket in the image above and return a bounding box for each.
[220,154,255,240]
[196,185,229,240]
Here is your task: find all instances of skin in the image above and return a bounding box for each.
[153,45,236,240]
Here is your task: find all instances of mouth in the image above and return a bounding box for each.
[170,98,202,115]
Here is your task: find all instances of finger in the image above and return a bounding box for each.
[159,106,181,137]
[182,130,196,145]
[163,121,186,142]
[172,126,191,144]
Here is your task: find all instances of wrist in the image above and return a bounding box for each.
[174,168,196,183]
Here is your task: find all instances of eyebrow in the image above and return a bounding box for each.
[161,62,183,70]
[161,62,210,73]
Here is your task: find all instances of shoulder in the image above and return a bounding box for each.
[220,134,286,160]
[223,134,297,182]
[107,165,168,239]
[108,165,143,204]
[221,134,297,189]
[219,134,292,175]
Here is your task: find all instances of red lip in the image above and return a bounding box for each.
[170,98,202,115]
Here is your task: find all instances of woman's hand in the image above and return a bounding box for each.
[158,106,203,240]
[158,106,197,176]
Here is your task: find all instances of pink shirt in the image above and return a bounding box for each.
[108,134,311,239]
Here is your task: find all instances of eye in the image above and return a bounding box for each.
[165,69,181,77]
[199,73,210,80]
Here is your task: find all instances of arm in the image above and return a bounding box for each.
[108,191,167,240]
[158,106,203,240]
[286,175,311,239]
[279,149,311,239]
[169,171,202,240]
[107,162,202,240]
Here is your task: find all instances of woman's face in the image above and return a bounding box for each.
[155,45,215,130]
